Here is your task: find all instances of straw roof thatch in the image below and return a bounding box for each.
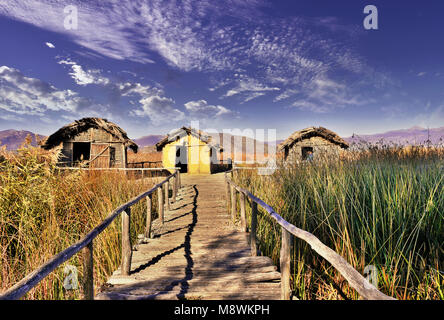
[156,126,223,151]
[41,117,138,152]
[278,126,349,151]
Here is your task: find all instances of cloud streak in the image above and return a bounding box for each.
[0,65,92,116]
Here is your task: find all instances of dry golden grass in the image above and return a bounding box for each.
[0,144,159,299]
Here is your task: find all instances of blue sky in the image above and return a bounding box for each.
[0,0,443,140]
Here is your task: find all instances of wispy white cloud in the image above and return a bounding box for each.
[131,96,185,123]
[0,0,391,115]
[184,99,233,118]
[222,76,280,103]
[0,65,91,116]
[58,59,110,86]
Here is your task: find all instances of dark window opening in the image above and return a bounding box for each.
[302,147,314,161]
[284,146,289,160]
[176,146,188,173]
[73,142,90,162]
[109,146,116,166]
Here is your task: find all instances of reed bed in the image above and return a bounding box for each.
[0,145,160,299]
[233,146,443,300]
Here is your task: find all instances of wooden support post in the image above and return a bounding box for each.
[178,171,181,189]
[225,179,231,215]
[165,180,170,211]
[280,227,292,300]
[121,207,132,276]
[158,186,164,225]
[230,185,236,223]
[250,201,258,256]
[82,240,94,300]
[145,194,153,238]
[172,172,178,202]
[240,192,247,232]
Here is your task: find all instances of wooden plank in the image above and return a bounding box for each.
[158,186,164,225]
[121,208,132,276]
[280,227,291,300]
[230,184,236,223]
[240,192,247,232]
[82,241,94,300]
[250,201,258,257]
[225,178,231,215]
[164,180,170,211]
[145,195,153,239]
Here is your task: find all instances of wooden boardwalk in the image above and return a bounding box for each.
[96,173,281,300]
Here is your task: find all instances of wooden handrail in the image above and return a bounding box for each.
[0,169,181,300]
[225,172,396,300]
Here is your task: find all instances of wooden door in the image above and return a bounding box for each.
[90,144,110,168]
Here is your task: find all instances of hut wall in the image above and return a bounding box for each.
[161,133,221,174]
[59,128,126,168]
[285,136,342,162]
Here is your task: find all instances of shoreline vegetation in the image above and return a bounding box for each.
[234,145,443,299]
[0,139,443,300]
[0,143,158,299]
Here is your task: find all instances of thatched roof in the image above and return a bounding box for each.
[278,127,349,151]
[156,126,223,152]
[41,117,138,152]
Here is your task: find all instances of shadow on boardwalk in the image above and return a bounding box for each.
[97,174,280,300]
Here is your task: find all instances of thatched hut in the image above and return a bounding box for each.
[278,127,349,162]
[156,126,227,174]
[41,117,138,168]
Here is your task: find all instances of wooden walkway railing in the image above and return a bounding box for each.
[0,168,181,300]
[225,170,396,300]
[127,161,163,169]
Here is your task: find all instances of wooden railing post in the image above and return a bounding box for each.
[165,180,170,211]
[240,192,247,232]
[145,194,153,238]
[230,185,236,223]
[158,186,164,225]
[172,171,178,202]
[250,201,258,256]
[121,207,132,276]
[225,178,231,215]
[280,227,292,300]
[82,240,94,300]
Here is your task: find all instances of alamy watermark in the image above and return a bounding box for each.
[63,265,79,290]
[363,265,379,289]
[64,5,78,30]
[363,5,378,30]
[164,121,278,175]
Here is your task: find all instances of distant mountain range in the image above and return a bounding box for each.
[344,126,444,146]
[1,126,443,151]
[0,130,45,150]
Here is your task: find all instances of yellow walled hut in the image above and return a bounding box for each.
[155,127,224,174]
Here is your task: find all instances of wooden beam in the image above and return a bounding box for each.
[158,186,164,225]
[121,208,132,276]
[250,201,258,257]
[164,180,170,211]
[240,192,247,232]
[230,184,236,223]
[280,228,291,300]
[145,195,153,239]
[82,241,94,300]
